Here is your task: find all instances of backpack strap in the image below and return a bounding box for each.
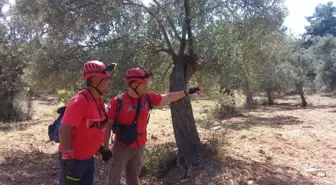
[132,97,142,147]
[112,93,141,135]
[81,89,108,121]
[132,97,142,124]
[79,91,89,103]
[55,91,88,114]
[113,93,124,130]
[56,105,67,114]
[143,94,153,110]
[143,94,153,124]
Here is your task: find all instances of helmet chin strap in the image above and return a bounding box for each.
[90,79,104,96]
[130,83,141,97]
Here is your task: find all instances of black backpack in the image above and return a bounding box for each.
[112,93,153,146]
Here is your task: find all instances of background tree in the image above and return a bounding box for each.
[0,2,31,121]
[308,35,336,92]
[305,1,336,37]
[283,39,316,107]
[301,1,336,94]
[5,0,287,172]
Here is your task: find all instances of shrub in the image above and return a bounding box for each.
[57,89,74,103]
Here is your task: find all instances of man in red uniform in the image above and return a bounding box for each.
[102,67,200,185]
[58,60,116,185]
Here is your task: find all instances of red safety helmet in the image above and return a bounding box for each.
[82,60,117,80]
[125,68,152,84]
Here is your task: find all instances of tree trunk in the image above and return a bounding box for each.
[0,90,15,121]
[245,83,253,105]
[299,92,307,107]
[310,81,317,94]
[169,57,201,171]
[229,90,236,107]
[296,83,307,107]
[27,87,33,120]
[267,89,274,105]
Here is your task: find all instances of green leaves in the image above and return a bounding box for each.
[307,35,336,91]
[305,1,336,37]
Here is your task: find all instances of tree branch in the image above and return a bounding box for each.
[123,0,176,56]
[140,36,173,56]
[179,24,187,55]
[155,48,173,54]
[184,0,193,57]
[159,62,173,83]
[190,1,224,20]
[142,41,173,69]
[153,0,182,42]
[172,0,187,55]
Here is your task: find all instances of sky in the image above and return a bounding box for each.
[283,0,336,36]
[2,0,336,37]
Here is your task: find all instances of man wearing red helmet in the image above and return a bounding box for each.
[102,67,200,185]
[58,61,116,185]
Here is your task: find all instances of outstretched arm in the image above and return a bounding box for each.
[160,87,200,105]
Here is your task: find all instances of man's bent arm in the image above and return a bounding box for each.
[59,124,73,152]
[104,119,114,150]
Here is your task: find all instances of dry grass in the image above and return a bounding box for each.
[0,94,336,185]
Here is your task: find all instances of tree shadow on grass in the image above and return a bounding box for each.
[162,156,315,185]
[158,142,314,185]
[0,150,59,185]
[0,140,315,185]
[0,149,113,185]
[225,115,304,131]
[249,103,336,113]
[140,136,314,185]
[197,115,303,131]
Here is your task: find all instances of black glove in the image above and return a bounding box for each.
[98,145,105,155]
[101,149,113,162]
[188,87,200,94]
[63,159,80,185]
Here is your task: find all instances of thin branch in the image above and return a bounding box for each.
[167,17,182,41]
[141,36,159,48]
[143,49,172,71]
[184,0,194,57]
[155,48,173,54]
[153,0,182,42]
[178,24,187,55]
[140,36,172,56]
[159,62,173,82]
[123,0,176,56]
[190,1,224,20]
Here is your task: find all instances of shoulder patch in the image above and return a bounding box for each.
[105,103,112,112]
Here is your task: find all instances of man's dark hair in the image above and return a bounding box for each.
[86,77,93,87]
[128,80,138,87]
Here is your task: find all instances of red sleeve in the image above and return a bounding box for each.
[61,93,88,127]
[106,96,118,120]
[147,93,162,106]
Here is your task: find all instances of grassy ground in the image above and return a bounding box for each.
[0,94,335,185]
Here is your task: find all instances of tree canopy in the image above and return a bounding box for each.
[305,1,336,37]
